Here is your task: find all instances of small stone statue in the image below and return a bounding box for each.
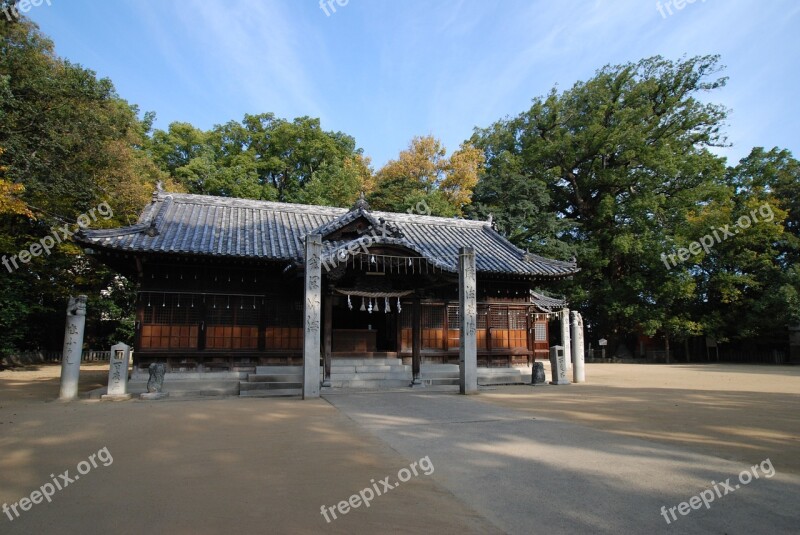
[147,363,166,393]
[532,362,546,385]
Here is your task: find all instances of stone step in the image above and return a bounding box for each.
[351,365,410,373]
[240,381,302,391]
[330,372,411,381]
[422,364,460,372]
[331,358,402,366]
[240,388,301,398]
[247,374,303,383]
[422,377,460,386]
[329,379,412,389]
[255,366,304,375]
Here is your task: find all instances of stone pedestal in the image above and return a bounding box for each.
[140,392,169,400]
[560,308,572,371]
[303,234,322,399]
[459,247,478,394]
[549,345,570,385]
[102,342,132,401]
[59,296,87,401]
[531,362,546,385]
[571,311,586,383]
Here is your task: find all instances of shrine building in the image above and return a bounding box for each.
[77,190,578,395]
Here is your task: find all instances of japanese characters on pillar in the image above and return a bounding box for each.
[459,246,478,394]
[59,295,87,401]
[303,234,322,399]
[104,342,132,399]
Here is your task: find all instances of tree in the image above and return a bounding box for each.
[471,55,732,351]
[149,114,366,203]
[0,11,161,355]
[369,135,483,216]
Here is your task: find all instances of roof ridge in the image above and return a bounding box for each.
[157,191,488,227]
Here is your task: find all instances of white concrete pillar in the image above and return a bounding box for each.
[571,311,586,383]
[303,235,322,399]
[549,345,570,385]
[59,295,87,401]
[560,308,572,370]
[459,246,478,394]
[102,342,132,400]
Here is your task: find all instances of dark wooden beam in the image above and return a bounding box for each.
[412,298,421,384]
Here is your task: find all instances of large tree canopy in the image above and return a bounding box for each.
[0,12,162,354]
[470,55,798,350]
[369,135,484,216]
[149,114,371,207]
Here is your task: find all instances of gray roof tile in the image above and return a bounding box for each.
[78,192,578,278]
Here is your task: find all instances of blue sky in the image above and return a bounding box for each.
[27,0,800,168]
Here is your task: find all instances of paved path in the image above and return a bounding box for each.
[326,390,800,534]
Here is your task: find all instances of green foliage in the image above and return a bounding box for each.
[471,55,798,348]
[0,13,159,356]
[369,136,483,216]
[149,114,368,204]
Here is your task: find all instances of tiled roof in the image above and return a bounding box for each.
[77,192,578,278]
[530,291,568,312]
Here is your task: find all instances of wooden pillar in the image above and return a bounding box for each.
[323,294,332,387]
[412,298,421,384]
[303,235,322,399]
[459,247,478,394]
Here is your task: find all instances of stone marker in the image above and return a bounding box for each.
[571,311,586,383]
[101,342,132,401]
[140,362,169,400]
[459,246,478,394]
[59,295,87,401]
[303,234,322,399]
[531,361,546,385]
[549,345,571,385]
[560,308,572,371]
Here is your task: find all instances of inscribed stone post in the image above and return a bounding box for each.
[102,342,132,400]
[303,234,322,399]
[571,311,586,383]
[549,345,571,385]
[59,296,87,401]
[560,308,572,370]
[459,247,477,394]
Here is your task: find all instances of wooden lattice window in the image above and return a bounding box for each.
[206,295,260,350]
[265,297,303,350]
[421,304,445,350]
[508,308,528,349]
[140,293,200,349]
[534,322,547,341]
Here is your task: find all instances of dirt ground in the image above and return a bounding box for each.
[1,362,798,533]
[482,363,800,475]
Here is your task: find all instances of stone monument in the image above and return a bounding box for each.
[571,311,586,383]
[549,345,571,385]
[531,361,546,385]
[58,295,87,401]
[140,362,169,400]
[459,246,478,394]
[101,342,132,401]
[303,234,322,399]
